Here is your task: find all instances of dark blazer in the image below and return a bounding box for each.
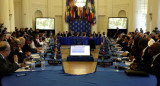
[22,42,37,53]
[0,54,19,76]
[149,54,160,78]
[8,48,25,63]
[137,53,160,78]
[88,39,96,49]
[137,47,153,70]
[34,39,42,47]
[96,34,101,37]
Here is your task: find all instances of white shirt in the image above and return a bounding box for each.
[0,54,4,59]
[141,46,148,60]
[152,53,160,63]
[148,38,155,46]
[30,41,36,49]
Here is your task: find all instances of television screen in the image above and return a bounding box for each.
[70,45,90,56]
[36,18,55,30]
[108,17,127,29]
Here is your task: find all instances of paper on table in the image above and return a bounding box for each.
[15,67,30,72]
[31,54,40,58]
[125,61,132,66]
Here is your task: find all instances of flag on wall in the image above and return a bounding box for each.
[65,0,96,25]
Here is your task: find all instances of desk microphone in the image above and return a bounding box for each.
[16,73,27,77]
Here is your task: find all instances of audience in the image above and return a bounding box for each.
[0,26,160,85]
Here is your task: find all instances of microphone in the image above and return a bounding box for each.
[16,73,27,77]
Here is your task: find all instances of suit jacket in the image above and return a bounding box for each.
[0,54,19,76]
[8,48,25,63]
[138,53,160,78]
[149,54,160,78]
[96,34,101,37]
[88,39,96,49]
[22,42,37,53]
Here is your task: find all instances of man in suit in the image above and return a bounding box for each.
[147,43,160,81]
[88,36,96,51]
[0,41,19,86]
[22,36,38,53]
[131,42,160,86]
[114,27,121,39]
[96,32,101,37]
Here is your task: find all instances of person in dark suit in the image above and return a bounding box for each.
[0,41,19,86]
[7,39,22,63]
[57,32,62,37]
[33,34,42,47]
[88,36,96,51]
[92,31,97,37]
[1,27,8,35]
[22,36,37,53]
[96,32,101,37]
[131,42,160,86]
[67,31,71,37]
[114,27,121,39]
[147,43,160,83]
[83,32,88,37]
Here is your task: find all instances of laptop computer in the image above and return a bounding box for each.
[70,45,90,57]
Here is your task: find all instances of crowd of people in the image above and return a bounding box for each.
[0,26,160,85]
[0,27,54,86]
[56,31,106,37]
[113,27,160,86]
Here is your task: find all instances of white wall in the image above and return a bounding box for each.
[14,0,22,29]
[13,0,159,34]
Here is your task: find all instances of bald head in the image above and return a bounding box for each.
[18,37,25,48]
[0,41,10,51]
[10,39,20,49]
[0,41,11,58]
[148,42,160,55]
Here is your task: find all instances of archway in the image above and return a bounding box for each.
[32,10,43,30]
[118,10,126,17]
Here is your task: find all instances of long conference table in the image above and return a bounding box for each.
[2,57,157,86]
[1,46,157,86]
[58,37,103,45]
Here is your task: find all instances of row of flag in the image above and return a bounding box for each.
[65,0,96,25]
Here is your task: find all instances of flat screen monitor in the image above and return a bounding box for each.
[36,17,55,30]
[108,17,127,29]
[70,45,90,56]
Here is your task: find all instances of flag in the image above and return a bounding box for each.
[92,0,94,5]
[82,8,83,19]
[75,6,78,19]
[83,6,85,19]
[80,9,82,19]
[66,0,69,6]
[72,6,74,20]
[86,0,89,8]
[69,0,71,6]
[78,7,80,19]
[88,8,90,21]
[90,12,92,22]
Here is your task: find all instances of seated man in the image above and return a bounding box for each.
[0,41,19,86]
[22,36,40,53]
[130,42,160,86]
[8,38,24,63]
[88,36,95,51]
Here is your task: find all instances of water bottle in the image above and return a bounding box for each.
[114,62,119,72]
[41,58,45,70]
[54,53,57,60]
[31,59,35,71]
